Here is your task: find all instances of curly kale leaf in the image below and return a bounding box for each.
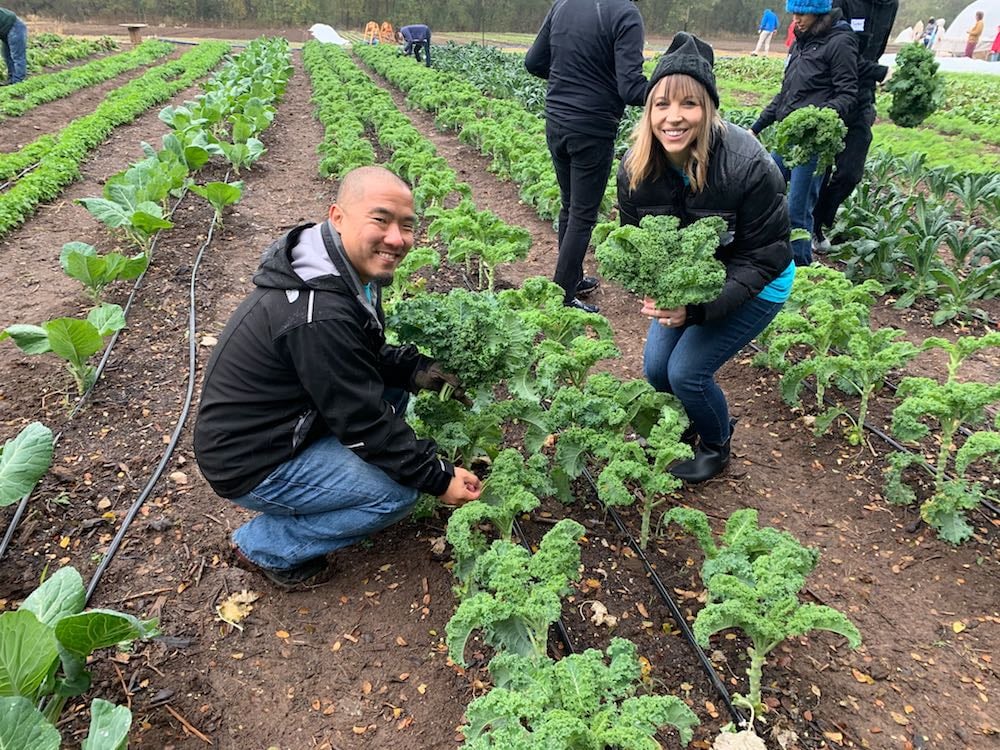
[773,105,847,172]
[389,288,538,395]
[885,42,945,128]
[595,214,727,309]
[462,639,699,749]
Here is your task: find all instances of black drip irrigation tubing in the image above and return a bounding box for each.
[0,191,190,565]
[747,341,1000,520]
[85,190,226,604]
[510,516,576,656]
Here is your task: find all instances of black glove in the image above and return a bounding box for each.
[412,362,472,406]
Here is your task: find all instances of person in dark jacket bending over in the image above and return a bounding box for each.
[811,0,897,252]
[620,33,793,483]
[194,167,481,590]
[525,0,648,314]
[751,0,858,266]
[398,24,432,66]
[0,7,28,85]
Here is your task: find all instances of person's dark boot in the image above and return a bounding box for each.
[670,419,736,483]
[679,423,699,447]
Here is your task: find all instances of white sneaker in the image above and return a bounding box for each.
[812,236,832,254]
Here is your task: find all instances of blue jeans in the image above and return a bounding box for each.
[546,121,615,302]
[230,391,419,570]
[2,20,28,84]
[771,151,822,266]
[643,296,785,445]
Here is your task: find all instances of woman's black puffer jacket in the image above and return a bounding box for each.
[752,10,859,132]
[617,123,792,324]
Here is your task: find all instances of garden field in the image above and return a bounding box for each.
[0,31,997,750]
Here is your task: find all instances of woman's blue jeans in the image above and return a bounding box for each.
[230,391,419,570]
[644,296,785,445]
[771,151,823,266]
[2,20,28,84]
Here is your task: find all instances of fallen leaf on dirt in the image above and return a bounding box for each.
[395,636,408,646]
[852,667,875,684]
[276,629,290,639]
[587,601,618,628]
[362,681,372,694]
[773,728,799,749]
[891,711,910,726]
[822,730,843,745]
[636,602,649,618]
[705,700,719,718]
[417,684,427,695]
[215,590,261,630]
[200,335,218,347]
[169,471,187,485]
[952,621,966,633]
[712,729,767,749]
[352,726,368,734]
[397,715,414,730]
[585,578,602,589]
[59,536,70,549]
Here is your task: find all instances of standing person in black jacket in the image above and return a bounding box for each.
[751,0,858,266]
[619,33,793,483]
[194,167,481,590]
[525,0,648,313]
[811,0,898,252]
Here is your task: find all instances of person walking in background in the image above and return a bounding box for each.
[0,7,27,85]
[966,11,985,57]
[618,33,792,482]
[921,17,938,47]
[989,24,1000,61]
[811,0,897,253]
[398,23,432,66]
[751,0,858,266]
[752,8,781,55]
[525,0,648,314]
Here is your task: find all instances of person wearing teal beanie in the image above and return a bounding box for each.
[750,0,858,265]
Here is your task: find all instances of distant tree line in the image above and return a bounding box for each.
[18,0,969,40]
[19,0,771,37]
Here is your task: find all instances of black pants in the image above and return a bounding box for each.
[411,38,431,66]
[545,120,615,302]
[813,107,874,232]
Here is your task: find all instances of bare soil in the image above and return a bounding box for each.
[0,44,997,750]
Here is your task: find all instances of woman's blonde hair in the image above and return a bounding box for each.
[623,74,723,194]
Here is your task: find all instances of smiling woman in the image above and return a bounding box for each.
[615,32,793,484]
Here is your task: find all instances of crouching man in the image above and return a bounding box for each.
[194,166,481,590]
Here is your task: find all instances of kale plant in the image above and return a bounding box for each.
[662,508,861,714]
[885,43,945,128]
[594,215,727,309]
[773,105,847,173]
[461,639,699,749]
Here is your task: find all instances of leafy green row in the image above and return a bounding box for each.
[7,34,118,78]
[755,264,1000,543]
[0,42,230,238]
[0,39,175,119]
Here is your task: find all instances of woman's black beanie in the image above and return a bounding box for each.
[647,32,719,107]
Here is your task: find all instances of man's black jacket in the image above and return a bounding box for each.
[525,0,647,137]
[618,124,792,324]
[194,222,453,499]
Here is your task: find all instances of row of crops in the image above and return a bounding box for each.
[0,32,118,82]
[303,40,867,746]
[0,37,293,749]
